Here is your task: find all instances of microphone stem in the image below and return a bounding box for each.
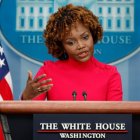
[73,95,76,101]
[84,96,87,101]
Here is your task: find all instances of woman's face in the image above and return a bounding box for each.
[63,22,94,62]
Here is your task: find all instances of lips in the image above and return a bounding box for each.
[77,51,89,58]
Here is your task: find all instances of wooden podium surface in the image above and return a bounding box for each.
[0,101,140,140]
[0,101,140,114]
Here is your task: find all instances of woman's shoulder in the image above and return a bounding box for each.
[43,60,64,67]
[93,58,118,73]
[37,60,61,75]
[41,60,66,71]
[43,60,55,66]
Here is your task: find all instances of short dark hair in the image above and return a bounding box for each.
[44,4,103,60]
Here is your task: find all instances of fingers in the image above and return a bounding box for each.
[31,76,53,95]
[33,74,46,83]
[36,84,53,94]
[24,72,53,100]
[35,78,52,87]
[27,71,33,82]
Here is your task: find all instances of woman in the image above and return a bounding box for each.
[22,4,122,101]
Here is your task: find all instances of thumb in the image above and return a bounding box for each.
[27,70,33,82]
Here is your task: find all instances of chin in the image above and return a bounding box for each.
[78,56,91,62]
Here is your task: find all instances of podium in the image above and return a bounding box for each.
[0,101,140,140]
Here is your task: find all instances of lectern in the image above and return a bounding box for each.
[0,101,140,140]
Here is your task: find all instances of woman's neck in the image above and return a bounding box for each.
[66,56,94,69]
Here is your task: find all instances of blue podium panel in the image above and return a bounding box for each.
[4,114,140,140]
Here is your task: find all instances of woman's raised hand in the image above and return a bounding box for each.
[22,71,53,100]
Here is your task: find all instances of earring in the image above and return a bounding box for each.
[64,52,68,59]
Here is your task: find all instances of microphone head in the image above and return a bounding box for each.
[82,91,87,101]
[72,91,77,96]
[82,91,87,96]
[72,91,77,101]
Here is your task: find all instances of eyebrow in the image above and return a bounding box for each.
[65,31,89,41]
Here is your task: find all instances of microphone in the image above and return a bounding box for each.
[72,91,77,101]
[82,91,87,101]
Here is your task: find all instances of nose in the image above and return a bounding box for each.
[77,41,85,50]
